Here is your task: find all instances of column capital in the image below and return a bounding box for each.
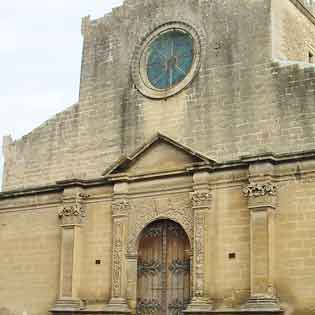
[190,191,212,209]
[243,181,277,210]
[58,192,90,225]
[112,199,130,217]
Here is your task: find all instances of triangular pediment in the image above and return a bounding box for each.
[103,133,216,178]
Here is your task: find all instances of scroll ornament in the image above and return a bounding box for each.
[243,182,277,198]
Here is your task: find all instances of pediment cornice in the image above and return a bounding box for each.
[103,133,216,180]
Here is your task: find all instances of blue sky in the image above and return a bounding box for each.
[0,0,124,190]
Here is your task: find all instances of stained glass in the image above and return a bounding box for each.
[146,30,194,90]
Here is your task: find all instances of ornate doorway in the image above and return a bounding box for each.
[137,220,191,315]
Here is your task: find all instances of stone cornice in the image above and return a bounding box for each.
[0,178,107,200]
[1,149,315,200]
[0,184,63,199]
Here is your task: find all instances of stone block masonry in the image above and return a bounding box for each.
[3,0,315,192]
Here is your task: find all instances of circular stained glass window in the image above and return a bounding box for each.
[132,22,201,99]
[146,30,194,90]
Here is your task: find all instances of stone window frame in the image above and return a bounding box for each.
[131,20,204,99]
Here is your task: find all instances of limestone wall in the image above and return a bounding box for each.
[2,0,273,191]
[1,161,315,314]
[210,179,250,307]
[275,162,315,315]
[0,194,61,315]
[79,197,112,303]
[0,186,114,315]
[272,0,315,62]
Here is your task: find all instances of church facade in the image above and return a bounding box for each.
[1,1,315,314]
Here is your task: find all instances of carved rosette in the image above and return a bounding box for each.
[127,196,193,256]
[191,192,211,208]
[243,182,277,209]
[58,193,90,225]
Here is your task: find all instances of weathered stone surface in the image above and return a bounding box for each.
[1,1,315,315]
[2,0,315,192]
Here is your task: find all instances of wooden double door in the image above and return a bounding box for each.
[137,220,191,315]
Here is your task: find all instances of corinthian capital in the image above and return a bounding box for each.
[243,182,277,198]
[243,182,277,210]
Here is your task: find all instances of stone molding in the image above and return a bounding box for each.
[3,149,315,200]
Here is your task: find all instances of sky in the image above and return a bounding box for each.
[0,0,124,190]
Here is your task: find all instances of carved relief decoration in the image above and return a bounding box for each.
[58,193,90,222]
[243,182,277,198]
[112,221,124,297]
[112,200,130,216]
[194,212,206,297]
[191,192,211,208]
[127,195,193,255]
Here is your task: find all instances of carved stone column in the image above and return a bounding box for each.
[186,171,213,313]
[104,182,131,314]
[126,253,138,312]
[243,181,281,311]
[51,190,89,313]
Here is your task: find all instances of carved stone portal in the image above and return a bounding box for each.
[127,196,193,256]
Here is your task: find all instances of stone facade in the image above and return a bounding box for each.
[1,1,315,315]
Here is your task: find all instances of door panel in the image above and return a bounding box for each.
[137,220,190,315]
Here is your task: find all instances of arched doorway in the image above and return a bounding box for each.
[137,220,191,315]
